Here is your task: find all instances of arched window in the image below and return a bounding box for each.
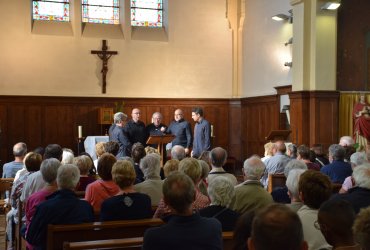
[131,0,163,27]
[32,0,70,22]
[82,0,120,24]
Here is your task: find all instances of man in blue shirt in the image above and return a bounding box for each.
[2,142,27,178]
[167,109,192,155]
[191,107,211,158]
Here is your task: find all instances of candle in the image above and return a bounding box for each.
[211,125,214,137]
[78,126,83,138]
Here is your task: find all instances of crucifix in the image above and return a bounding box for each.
[91,40,118,94]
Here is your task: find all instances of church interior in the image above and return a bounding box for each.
[0,0,369,166]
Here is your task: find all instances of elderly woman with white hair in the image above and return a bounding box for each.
[199,176,239,231]
[134,153,163,206]
[286,168,307,212]
[339,151,368,193]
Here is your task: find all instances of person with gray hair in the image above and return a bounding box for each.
[110,111,131,158]
[339,136,355,147]
[286,143,297,159]
[27,164,94,249]
[340,151,368,193]
[207,147,237,186]
[134,153,163,205]
[270,160,307,204]
[331,164,370,214]
[3,142,27,178]
[62,149,74,164]
[25,158,61,241]
[231,156,273,214]
[286,169,307,212]
[171,145,186,160]
[321,144,352,184]
[200,176,240,231]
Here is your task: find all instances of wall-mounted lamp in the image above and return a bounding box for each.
[321,1,341,10]
[284,62,293,68]
[285,37,293,46]
[272,9,293,23]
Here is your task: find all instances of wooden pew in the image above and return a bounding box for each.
[63,231,234,250]
[47,218,164,250]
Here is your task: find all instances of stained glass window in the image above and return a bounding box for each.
[82,0,120,24]
[131,0,163,27]
[32,0,70,22]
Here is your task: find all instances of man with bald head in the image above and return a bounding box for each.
[167,109,192,155]
[207,147,237,186]
[261,140,291,189]
[146,112,167,148]
[3,142,27,178]
[124,108,148,147]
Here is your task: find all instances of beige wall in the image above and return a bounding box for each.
[0,0,232,98]
[242,0,292,97]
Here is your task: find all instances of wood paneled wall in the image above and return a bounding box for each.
[0,96,241,164]
[0,92,340,166]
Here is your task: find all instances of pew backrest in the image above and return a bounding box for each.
[47,218,164,250]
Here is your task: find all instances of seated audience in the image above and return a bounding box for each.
[331,164,370,214]
[170,145,186,161]
[317,199,359,250]
[131,142,146,183]
[231,211,255,250]
[93,142,105,170]
[26,164,94,250]
[163,159,179,178]
[6,152,42,249]
[100,160,152,221]
[261,140,291,188]
[311,143,330,167]
[271,159,307,203]
[143,172,222,250]
[25,158,61,250]
[353,206,370,250]
[297,170,332,250]
[154,158,210,218]
[198,151,211,166]
[85,153,119,213]
[207,147,237,186]
[73,155,96,191]
[340,151,368,193]
[344,145,356,163]
[134,153,163,206]
[232,156,273,214]
[321,144,352,184]
[3,142,27,178]
[247,203,308,250]
[297,145,320,171]
[286,169,307,212]
[78,152,97,176]
[200,176,239,231]
[198,160,210,196]
[21,144,63,202]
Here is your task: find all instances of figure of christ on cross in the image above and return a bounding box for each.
[91,40,118,94]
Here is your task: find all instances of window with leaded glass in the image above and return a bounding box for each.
[82,0,120,25]
[131,0,163,27]
[32,0,70,22]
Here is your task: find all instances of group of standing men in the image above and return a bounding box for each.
[109,107,212,159]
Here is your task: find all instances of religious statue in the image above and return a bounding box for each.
[353,93,370,147]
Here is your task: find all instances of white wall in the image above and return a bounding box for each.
[0,0,232,98]
[242,0,292,97]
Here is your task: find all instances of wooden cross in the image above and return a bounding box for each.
[91,40,118,94]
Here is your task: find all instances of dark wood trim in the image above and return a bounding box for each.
[274,85,292,95]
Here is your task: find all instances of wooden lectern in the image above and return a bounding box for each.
[146,134,175,164]
[265,130,291,142]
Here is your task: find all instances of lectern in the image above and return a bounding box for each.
[146,135,175,164]
[265,130,291,141]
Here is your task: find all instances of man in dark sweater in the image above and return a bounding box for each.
[167,109,192,155]
[124,108,148,148]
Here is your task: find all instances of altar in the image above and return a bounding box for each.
[84,136,109,160]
